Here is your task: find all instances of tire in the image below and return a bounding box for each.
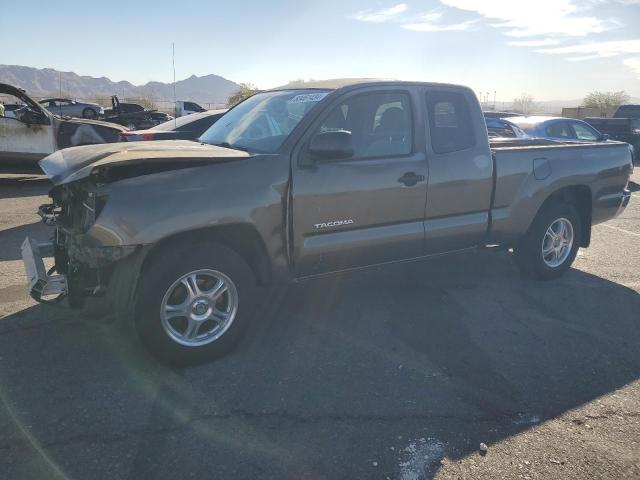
[513,202,581,280]
[82,107,97,119]
[134,242,257,365]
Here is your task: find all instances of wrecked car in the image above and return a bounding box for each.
[103,95,173,130]
[0,83,126,173]
[23,80,633,364]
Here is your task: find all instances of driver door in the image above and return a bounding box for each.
[291,88,428,276]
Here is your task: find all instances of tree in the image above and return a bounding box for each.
[512,93,536,114]
[583,91,630,110]
[227,83,259,107]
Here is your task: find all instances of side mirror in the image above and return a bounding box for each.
[599,133,610,142]
[308,130,354,161]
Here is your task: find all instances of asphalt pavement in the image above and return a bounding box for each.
[0,172,639,479]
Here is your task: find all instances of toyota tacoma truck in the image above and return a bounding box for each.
[22,80,634,363]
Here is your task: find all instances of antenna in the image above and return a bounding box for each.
[173,42,177,127]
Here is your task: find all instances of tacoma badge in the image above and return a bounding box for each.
[313,219,354,229]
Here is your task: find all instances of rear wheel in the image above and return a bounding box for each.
[134,243,257,364]
[513,203,581,280]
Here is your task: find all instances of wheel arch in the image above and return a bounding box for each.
[534,185,592,247]
[139,223,272,286]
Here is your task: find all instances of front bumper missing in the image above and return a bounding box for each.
[21,237,67,303]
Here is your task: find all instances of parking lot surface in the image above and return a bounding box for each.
[0,173,639,479]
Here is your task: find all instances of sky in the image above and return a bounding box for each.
[2,0,640,102]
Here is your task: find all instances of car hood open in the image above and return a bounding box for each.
[40,140,251,186]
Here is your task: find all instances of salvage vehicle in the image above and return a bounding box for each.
[103,95,173,130]
[119,109,227,142]
[23,80,633,364]
[0,83,126,172]
[39,98,104,119]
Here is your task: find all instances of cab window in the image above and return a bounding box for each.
[314,91,413,159]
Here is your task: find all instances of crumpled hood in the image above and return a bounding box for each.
[40,140,251,186]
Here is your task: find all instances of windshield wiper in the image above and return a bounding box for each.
[210,141,250,152]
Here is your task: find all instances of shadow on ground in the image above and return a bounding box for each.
[0,252,638,479]
[0,175,49,199]
[0,221,50,261]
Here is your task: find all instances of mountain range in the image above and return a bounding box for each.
[0,65,240,104]
[1,65,638,112]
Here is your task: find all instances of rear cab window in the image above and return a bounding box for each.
[426,91,475,153]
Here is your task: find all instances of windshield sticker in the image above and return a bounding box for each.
[288,92,329,104]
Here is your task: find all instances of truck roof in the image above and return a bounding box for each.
[270,78,470,92]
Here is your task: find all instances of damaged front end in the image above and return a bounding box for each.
[23,177,137,307]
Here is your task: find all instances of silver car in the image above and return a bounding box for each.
[39,98,104,119]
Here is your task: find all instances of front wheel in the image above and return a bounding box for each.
[134,243,257,364]
[513,203,581,280]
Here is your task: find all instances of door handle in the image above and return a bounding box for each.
[398,172,425,187]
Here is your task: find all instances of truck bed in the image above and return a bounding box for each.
[488,138,632,244]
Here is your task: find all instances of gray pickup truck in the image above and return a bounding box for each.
[23,80,633,363]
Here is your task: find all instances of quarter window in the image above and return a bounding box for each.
[426,91,475,153]
[315,92,412,159]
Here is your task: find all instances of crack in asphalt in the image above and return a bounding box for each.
[0,409,542,452]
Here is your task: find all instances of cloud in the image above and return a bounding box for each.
[401,13,479,31]
[623,57,640,78]
[351,5,480,32]
[351,3,408,23]
[438,0,611,37]
[567,53,622,61]
[538,39,640,56]
[507,39,562,47]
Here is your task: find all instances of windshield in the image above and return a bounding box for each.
[199,89,330,153]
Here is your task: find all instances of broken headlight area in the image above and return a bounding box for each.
[47,182,109,234]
